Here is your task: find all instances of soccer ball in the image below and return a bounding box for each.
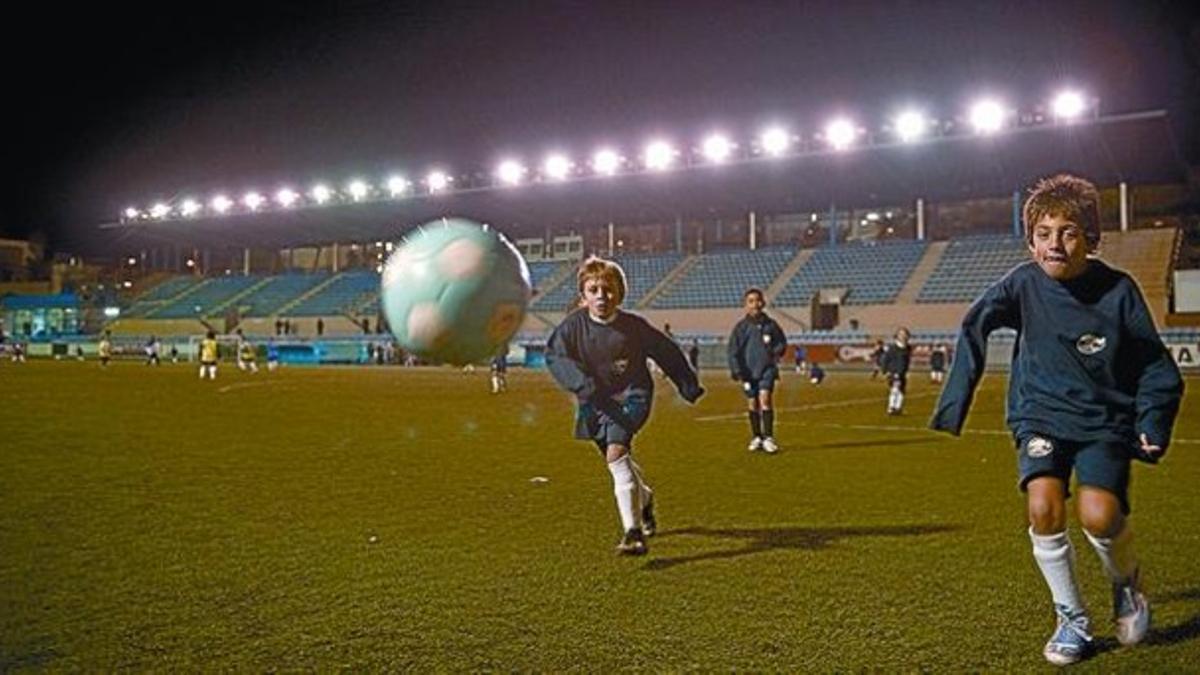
[380,218,531,365]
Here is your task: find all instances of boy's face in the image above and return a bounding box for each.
[1029,214,1090,281]
[896,329,910,344]
[581,276,620,320]
[743,292,765,316]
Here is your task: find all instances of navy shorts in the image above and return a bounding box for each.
[742,367,779,398]
[576,395,651,452]
[888,372,908,393]
[1015,433,1133,514]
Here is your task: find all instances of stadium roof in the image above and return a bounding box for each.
[100,110,1187,250]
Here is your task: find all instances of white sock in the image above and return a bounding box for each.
[1084,525,1139,585]
[607,455,642,532]
[198,367,205,379]
[629,458,654,505]
[895,391,905,410]
[1030,528,1086,612]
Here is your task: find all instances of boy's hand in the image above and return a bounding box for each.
[682,384,706,404]
[1136,433,1165,464]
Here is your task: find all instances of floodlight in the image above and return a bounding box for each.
[701,134,733,163]
[386,175,409,197]
[311,184,332,204]
[427,171,450,193]
[347,180,369,200]
[243,192,264,210]
[543,154,571,180]
[592,148,621,176]
[497,160,525,185]
[211,195,233,213]
[824,118,856,150]
[123,207,140,219]
[150,203,170,219]
[643,140,676,170]
[969,99,1005,133]
[1052,90,1085,119]
[894,110,927,142]
[276,188,299,207]
[180,199,200,216]
[760,127,790,156]
[127,257,138,265]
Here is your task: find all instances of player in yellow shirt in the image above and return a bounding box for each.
[199,330,219,380]
[98,330,113,368]
[238,334,259,374]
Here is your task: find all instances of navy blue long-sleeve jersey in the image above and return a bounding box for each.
[931,260,1183,449]
[727,313,787,380]
[546,309,703,406]
[881,342,912,377]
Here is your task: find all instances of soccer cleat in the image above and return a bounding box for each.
[748,437,764,452]
[641,497,657,537]
[616,528,648,556]
[1043,604,1094,666]
[1113,570,1151,646]
[761,437,780,454]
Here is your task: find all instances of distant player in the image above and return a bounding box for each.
[881,327,912,415]
[238,335,259,374]
[931,174,1184,665]
[808,362,825,385]
[793,343,808,375]
[266,338,280,372]
[169,344,179,364]
[144,335,161,366]
[75,345,85,361]
[11,341,26,363]
[727,288,787,454]
[929,343,948,383]
[490,350,508,394]
[98,331,113,368]
[869,338,885,379]
[199,330,219,380]
[546,257,704,556]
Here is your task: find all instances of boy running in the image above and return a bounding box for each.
[881,327,912,415]
[727,288,787,453]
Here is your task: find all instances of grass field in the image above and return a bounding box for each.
[2,360,1198,670]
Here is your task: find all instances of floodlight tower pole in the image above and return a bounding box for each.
[607,222,615,256]
[916,198,926,241]
[749,211,757,251]
[1119,182,1130,232]
[1012,190,1022,238]
[243,249,251,276]
[828,204,838,248]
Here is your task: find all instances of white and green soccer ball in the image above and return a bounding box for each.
[381,218,531,365]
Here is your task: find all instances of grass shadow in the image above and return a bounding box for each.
[645,523,958,571]
[810,437,935,450]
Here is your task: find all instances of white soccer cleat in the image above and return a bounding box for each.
[1043,604,1094,666]
[748,437,764,452]
[761,437,780,454]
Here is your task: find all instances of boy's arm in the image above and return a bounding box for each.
[545,320,598,402]
[929,280,1018,435]
[726,323,745,380]
[646,321,705,403]
[1124,284,1184,456]
[769,320,787,361]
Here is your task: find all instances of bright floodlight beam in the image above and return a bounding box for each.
[150,203,170,219]
[427,171,450,193]
[211,195,233,213]
[124,207,140,219]
[1052,90,1086,119]
[276,188,298,207]
[243,192,264,211]
[702,134,733,162]
[894,110,927,142]
[592,148,620,176]
[643,140,675,171]
[970,99,1005,134]
[759,127,790,156]
[824,118,857,150]
[386,175,409,197]
[348,180,369,200]
[497,160,525,186]
[180,199,200,216]
[543,154,571,180]
[311,184,332,204]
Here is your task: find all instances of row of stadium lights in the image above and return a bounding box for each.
[122,90,1093,223]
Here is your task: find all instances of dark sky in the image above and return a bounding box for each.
[8,0,1199,252]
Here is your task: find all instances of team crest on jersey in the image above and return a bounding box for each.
[1075,334,1107,355]
[612,358,629,376]
[1026,436,1054,458]
[762,334,772,344]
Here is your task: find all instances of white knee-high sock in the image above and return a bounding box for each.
[895,390,905,410]
[629,458,653,504]
[1030,528,1086,612]
[198,366,205,379]
[607,455,642,532]
[1084,525,1139,585]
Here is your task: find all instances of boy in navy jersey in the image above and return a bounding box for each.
[881,327,912,415]
[931,174,1183,665]
[727,288,787,453]
[547,257,704,556]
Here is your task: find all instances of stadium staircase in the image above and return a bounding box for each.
[636,255,697,308]
[206,276,272,317]
[1098,229,1177,321]
[893,241,948,303]
[764,249,814,300]
[139,278,212,318]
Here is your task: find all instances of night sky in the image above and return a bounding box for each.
[9,0,1199,253]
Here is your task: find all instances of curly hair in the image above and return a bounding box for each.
[1022,173,1102,250]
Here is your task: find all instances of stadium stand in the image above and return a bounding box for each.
[917,235,1029,303]
[650,247,797,308]
[234,273,330,317]
[283,271,379,317]
[616,252,685,305]
[120,276,204,318]
[152,276,262,318]
[774,241,927,306]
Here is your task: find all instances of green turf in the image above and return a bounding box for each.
[2,360,1198,669]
